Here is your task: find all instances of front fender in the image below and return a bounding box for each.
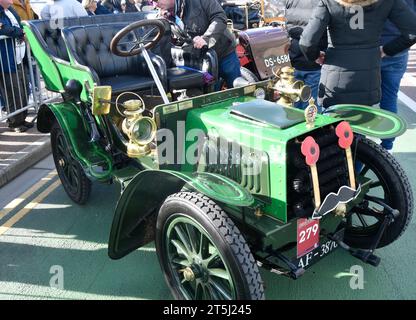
[41,102,113,181]
[108,170,254,259]
[37,104,55,133]
[325,104,407,139]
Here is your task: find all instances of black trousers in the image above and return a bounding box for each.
[0,69,28,127]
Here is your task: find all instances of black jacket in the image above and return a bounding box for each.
[299,0,416,108]
[285,0,327,71]
[176,0,236,60]
[381,0,416,47]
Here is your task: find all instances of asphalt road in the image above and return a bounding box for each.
[1,100,416,300]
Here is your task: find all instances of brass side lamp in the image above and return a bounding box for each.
[121,99,157,158]
[92,86,157,158]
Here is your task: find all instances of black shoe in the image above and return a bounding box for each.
[23,121,34,128]
[9,125,28,133]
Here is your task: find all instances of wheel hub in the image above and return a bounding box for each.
[58,158,66,167]
[180,267,195,282]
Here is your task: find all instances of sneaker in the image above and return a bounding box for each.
[9,125,28,133]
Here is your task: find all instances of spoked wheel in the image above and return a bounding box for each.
[343,137,413,249]
[156,192,265,300]
[110,19,166,57]
[240,67,259,83]
[51,122,91,204]
[220,66,259,90]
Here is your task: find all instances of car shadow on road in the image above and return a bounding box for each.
[0,182,172,300]
[1,147,416,299]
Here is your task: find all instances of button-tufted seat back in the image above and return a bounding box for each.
[62,23,168,93]
[27,12,156,62]
[64,24,148,78]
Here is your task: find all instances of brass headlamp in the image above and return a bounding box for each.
[274,66,312,107]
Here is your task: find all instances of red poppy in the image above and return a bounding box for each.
[336,121,354,149]
[301,136,320,166]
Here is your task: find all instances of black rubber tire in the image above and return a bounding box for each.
[50,121,91,205]
[240,66,259,83]
[344,137,413,249]
[155,192,265,300]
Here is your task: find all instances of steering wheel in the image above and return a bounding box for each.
[110,19,166,57]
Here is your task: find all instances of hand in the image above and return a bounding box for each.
[159,9,172,19]
[193,36,207,49]
[315,51,325,65]
[380,46,387,58]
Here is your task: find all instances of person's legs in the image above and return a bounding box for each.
[380,53,409,151]
[294,69,321,111]
[218,51,242,89]
[2,71,28,131]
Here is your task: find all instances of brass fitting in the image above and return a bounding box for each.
[335,203,347,218]
[305,98,318,129]
[255,206,264,217]
[121,99,156,158]
[274,66,312,108]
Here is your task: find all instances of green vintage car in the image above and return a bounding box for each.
[24,15,413,300]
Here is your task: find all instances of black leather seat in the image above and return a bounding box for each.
[167,67,205,90]
[167,46,217,91]
[62,23,162,94]
[63,22,218,94]
[26,13,218,94]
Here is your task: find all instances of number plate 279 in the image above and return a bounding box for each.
[297,218,320,258]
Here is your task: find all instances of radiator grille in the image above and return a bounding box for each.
[200,139,270,196]
[287,126,350,219]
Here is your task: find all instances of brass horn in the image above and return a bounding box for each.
[274,66,312,107]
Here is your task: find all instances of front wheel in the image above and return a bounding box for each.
[155,192,265,300]
[51,121,91,204]
[343,137,413,249]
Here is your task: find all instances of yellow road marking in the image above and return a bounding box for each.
[0,179,61,237]
[0,171,57,220]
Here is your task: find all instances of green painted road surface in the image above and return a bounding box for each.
[0,101,416,300]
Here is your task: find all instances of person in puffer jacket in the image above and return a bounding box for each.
[285,0,327,110]
[299,0,416,109]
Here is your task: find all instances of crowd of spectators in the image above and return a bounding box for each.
[1,0,157,133]
[37,0,156,19]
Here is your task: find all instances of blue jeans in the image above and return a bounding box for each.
[294,69,321,111]
[380,52,409,150]
[218,51,241,89]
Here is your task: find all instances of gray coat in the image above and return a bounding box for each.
[177,0,237,60]
[299,0,416,108]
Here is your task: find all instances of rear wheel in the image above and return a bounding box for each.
[343,137,413,249]
[220,66,260,90]
[155,192,265,300]
[51,121,91,205]
[240,66,259,83]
